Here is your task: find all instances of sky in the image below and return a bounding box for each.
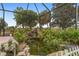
[0,3,52,27]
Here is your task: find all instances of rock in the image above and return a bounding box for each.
[17,43,30,56]
[0,51,6,56]
[17,51,26,56]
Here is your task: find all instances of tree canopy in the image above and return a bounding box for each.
[39,10,51,25]
[0,17,8,35]
[52,3,76,29]
[14,7,38,29]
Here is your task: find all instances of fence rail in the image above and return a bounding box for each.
[48,46,79,56]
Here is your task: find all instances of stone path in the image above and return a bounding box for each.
[0,36,14,44]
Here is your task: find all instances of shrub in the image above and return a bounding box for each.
[40,29,62,49]
[13,28,31,43]
[13,28,79,55]
[30,28,63,55]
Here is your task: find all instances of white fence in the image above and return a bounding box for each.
[64,46,79,56]
[48,46,79,56]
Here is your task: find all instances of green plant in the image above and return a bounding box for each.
[13,28,79,55]
[13,28,30,43]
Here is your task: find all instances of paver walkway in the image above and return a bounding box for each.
[0,36,14,44]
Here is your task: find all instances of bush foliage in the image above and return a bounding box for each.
[13,28,79,55]
[13,28,31,43]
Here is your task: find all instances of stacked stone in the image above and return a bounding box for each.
[17,43,30,56]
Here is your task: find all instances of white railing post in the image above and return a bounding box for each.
[63,46,79,56]
[64,49,68,56]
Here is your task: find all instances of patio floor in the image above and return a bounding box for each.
[0,36,14,44]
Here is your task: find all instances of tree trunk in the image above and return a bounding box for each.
[61,25,66,30]
[3,28,5,36]
[29,26,32,30]
[47,23,49,28]
[22,24,24,29]
[0,29,1,36]
[39,24,42,30]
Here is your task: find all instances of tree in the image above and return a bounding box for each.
[14,7,24,28]
[39,10,51,28]
[8,26,15,36]
[14,7,38,29]
[52,3,76,29]
[0,17,8,35]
